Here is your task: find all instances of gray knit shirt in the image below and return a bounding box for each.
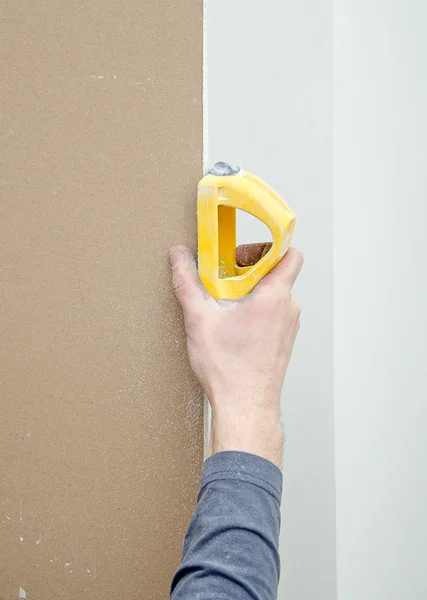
[171,451,282,599]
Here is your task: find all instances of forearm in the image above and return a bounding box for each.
[170,451,282,600]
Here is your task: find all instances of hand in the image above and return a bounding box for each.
[169,243,303,469]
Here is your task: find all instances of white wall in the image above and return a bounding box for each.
[208,2,336,599]
[209,2,427,598]
[334,2,427,599]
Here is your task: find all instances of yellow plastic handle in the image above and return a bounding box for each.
[198,162,296,299]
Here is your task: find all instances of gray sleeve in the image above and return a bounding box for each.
[170,451,282,600]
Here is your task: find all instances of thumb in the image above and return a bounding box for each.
[169,245,206,315]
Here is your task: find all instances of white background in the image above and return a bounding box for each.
[208,1,427,599]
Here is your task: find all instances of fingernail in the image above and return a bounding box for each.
[169,248,184,267]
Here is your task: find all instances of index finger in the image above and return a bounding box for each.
[255,247,304,295]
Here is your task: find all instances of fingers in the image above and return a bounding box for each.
[169,245,206,316]
[255,247,304,296]
[235,242,272,266]
[280,247,304,288]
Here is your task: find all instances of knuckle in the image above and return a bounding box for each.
[291,299,301,320]
[172,272,189,297]
[187,305,205,326]
[287,247,304,271]
[294,247,304,261]
[290,247,304,269]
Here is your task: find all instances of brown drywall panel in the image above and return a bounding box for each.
[0,1,203,598]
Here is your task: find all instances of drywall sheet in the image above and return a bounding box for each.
[0,1,203,597]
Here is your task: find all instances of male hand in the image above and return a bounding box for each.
[169,243,303,469]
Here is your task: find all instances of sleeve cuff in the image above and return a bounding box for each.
[200,451,282,504]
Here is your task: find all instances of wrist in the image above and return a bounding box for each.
[208,405,283,469]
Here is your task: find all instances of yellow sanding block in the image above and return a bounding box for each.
[198,162,296,299]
